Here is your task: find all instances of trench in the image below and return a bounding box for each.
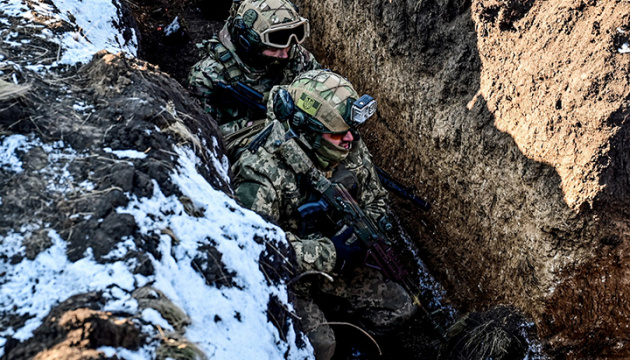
[126,0,549,359]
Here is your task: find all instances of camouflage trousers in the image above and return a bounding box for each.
[293,267,417,360]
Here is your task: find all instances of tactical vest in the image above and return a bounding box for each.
[201,38,245,85]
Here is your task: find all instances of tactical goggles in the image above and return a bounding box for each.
[260,18,310,48]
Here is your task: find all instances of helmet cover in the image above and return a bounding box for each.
[288,70,358,134]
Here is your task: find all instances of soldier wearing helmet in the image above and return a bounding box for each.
[187,0,320,130]
[231,70,416,360]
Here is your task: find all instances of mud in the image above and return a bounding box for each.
[295,0,630,358]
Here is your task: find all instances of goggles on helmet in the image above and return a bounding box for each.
[260,18,310,48]
[344,94,377,127]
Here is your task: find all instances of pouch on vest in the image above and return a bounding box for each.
[221,119,269,160]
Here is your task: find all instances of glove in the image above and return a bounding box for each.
[330,225,364,273]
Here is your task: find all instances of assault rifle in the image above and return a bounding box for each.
[214,81,267,120]
[375,166,431,211]
[298,181,447,341]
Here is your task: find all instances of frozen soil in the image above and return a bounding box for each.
[1,3,298,356]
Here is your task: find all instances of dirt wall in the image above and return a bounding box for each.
[296,0,630,357]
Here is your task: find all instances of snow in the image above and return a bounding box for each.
[164,16,181,36]
[0,231,146,342]
[0,0,137,68]
[98,346,156,360]
[210,136,232,185]
[117,147,311,359]
[0,137,87,193]
[0,134,30,173]
[0,136,311,359]
[0,0,313,358]
[45,0,137,63]
[104,147,149,159]
[73,101,94,112]
[142,308,174,332]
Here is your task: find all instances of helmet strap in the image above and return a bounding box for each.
[312,134,322,150]
[237,34,252,52]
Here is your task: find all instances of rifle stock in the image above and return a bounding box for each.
[215,81,267,120]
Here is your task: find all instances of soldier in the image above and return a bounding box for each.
[187,0,320,134]
[231,69,416,360]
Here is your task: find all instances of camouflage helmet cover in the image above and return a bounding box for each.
[233,0,309,48]
[288,70,358,134]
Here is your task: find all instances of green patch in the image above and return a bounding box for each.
[242,9,257,27]
[297,93,321,116]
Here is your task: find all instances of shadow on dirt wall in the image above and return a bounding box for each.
[128,0,232,84]
[294,0,630,358]
[127,0,630,358]
[541,109,630,359]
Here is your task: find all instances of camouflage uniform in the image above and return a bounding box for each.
[187,0,320,131]
[232,118,416,359]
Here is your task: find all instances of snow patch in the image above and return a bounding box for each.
[0,134,30,173]
[0,0,138,70]
[164,16,181,36]
[104,147,148,159]
[141,308,174,332]
[115,146,313,359]
[0,230,145,342]
[210,136,231,186]
[97,345,156,360]
[0,137,313,358]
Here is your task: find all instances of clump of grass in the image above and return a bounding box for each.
[156,336,207,360]
[438,305,530,360]
[0,78,30,101]
[133,286,191,332]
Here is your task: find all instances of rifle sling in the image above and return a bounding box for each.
[223,119,269,151]
[277,132,331,194]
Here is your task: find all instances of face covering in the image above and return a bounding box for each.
[313,136,350,169]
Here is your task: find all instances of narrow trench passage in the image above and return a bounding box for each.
[126,1,542,359]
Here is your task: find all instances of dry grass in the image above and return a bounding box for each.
[0,78,31,101]
[133,286,192,332]
[461,320,514,359]
[155,331,207,360]
[440,306,528,360]
[163,111,203,153]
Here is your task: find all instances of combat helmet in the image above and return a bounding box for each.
[228,0,310,57]
[274,69,377,136]
[273,70,377,167]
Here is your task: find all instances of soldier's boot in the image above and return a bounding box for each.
[293,296,336,360]
[319,267,417,336]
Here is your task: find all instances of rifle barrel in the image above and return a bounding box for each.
[375,166,430,211]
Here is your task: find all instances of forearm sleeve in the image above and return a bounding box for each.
[286,232,337,274]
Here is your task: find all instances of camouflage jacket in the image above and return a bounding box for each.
[231,120,389,273]
[187,25,320,126]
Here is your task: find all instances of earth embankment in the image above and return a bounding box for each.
[295,0,630,357]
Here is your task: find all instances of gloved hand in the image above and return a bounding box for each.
[330,225,364,273]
